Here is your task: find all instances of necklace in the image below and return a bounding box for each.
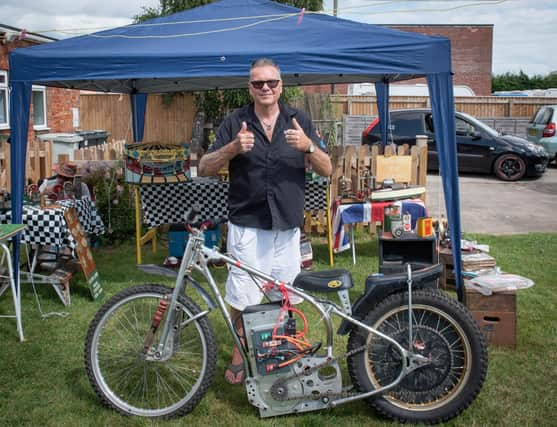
[258,111,279,132]
[261,119,274,131]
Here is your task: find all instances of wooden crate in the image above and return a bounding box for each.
[439,247,457,290]
[438,248,497,291]
[464,286,517,348]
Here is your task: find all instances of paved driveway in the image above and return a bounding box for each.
[425,165,557,235]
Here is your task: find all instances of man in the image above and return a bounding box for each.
[39,161,91,200]
[199,58,332,384]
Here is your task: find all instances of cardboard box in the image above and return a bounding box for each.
[464,287,517,348]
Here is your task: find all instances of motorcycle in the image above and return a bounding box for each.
[84,210,487,424]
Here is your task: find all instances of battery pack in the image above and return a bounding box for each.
[242,303,295,376]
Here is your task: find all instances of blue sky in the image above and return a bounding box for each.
[2,0,555,76]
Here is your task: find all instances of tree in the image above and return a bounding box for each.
[134,0,319,122]
[134,0,322,22]
[492,71,557,92]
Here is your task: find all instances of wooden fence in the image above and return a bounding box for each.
[79,93,197,143]
[330,140,428,202]
[72,139,126,162]
[0,138,54,190]
[76,93,557,147]
[329,95,557,119]
[0,138,127,190]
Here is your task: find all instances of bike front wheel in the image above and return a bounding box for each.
[84,284,217,418]
[347,289,488,424]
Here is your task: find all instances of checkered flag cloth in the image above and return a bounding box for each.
[140,178,328,228]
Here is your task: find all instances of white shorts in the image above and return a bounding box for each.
[225,222,301,311]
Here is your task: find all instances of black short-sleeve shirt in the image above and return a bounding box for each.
[208,102,319,230]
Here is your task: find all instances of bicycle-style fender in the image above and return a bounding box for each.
[337,263,443,335]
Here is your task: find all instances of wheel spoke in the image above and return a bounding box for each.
[86,286,216,417]
[366,304,472,408]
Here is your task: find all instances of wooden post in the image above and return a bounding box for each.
[410,145,419,185]
[371,144,379,178]
[418,145,428,200]
[343,145,357,195]
[330,145,344,199]
[384,145,393,157]
[58,154,70,164]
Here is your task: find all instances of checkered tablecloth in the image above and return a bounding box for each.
[304,179,328,211]
[57,199,105,236]
[140,178,328,228]
[0,199,105,250]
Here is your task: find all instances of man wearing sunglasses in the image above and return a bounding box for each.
[199,58,332,385]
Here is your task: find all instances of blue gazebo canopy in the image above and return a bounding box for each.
[9,0,464,297]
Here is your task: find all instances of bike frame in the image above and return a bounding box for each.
[154,226,425,406]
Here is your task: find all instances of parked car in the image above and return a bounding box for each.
[361,109,549,181]
[526,105,557,164]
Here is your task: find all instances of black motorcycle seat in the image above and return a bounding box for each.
[365,263,443,291]
[292,269,353,293]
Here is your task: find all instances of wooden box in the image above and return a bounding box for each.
[438,248,497,291]
[464,287,517,348]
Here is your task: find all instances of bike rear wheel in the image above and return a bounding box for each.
[347,289,487,424]
[84,284,217,418]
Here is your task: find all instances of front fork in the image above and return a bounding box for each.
[143,234,204,361]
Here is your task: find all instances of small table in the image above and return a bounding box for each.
[378,231,438,274]
[0,200,105,306]
[0,224,27,341]
[136,178,329,264]
[331,199,428,264]
[0,199,105,251]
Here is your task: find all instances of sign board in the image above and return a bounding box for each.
[376,155,413,184]
[63,207,103,300]
[343,114,374,146]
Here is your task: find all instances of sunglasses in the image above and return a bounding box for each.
[250,80,280,90]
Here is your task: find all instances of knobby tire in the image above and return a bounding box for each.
[347,289,488,424]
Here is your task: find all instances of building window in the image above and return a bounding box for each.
[0,71,8,129]
[32,85,48,130]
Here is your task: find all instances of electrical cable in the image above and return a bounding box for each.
[24,243,69,319]
[30,1,508,38]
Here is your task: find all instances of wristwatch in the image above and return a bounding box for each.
[305,142,315,154]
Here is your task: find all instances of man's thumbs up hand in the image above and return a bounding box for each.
[285,118,311,152]
[235,121,255,154]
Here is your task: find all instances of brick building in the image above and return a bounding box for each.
[306,24,493,96]
[0,24,80,145]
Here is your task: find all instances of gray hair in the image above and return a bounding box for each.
[250,58,281,76]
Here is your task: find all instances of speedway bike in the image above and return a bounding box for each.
[84,209,487,424]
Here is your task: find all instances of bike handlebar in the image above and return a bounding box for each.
[184,206,227,234]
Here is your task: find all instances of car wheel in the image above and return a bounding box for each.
[494,153,526,181]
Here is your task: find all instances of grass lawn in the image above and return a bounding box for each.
[0,232,556,427]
